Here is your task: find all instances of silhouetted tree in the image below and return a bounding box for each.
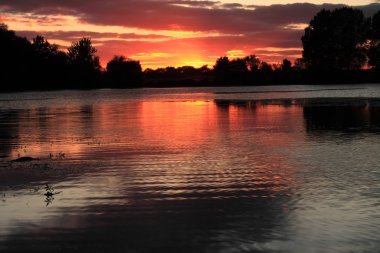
[31,35,69,89]
[281,59,292,72]
[177,66,198,76]
[214,57,230,73]
[213,56,230,83]
[213,56,248,83]
[244,55,261,72]
[372,11,380,38]
[302,8,369,70]
[260,62,273,74]
[32,35,59,56]
[67,38,101,87]
[294,58,307,70]
[143,65,213,86]
[4,10,380,92]
[68,38,99,67]
[369,11,380,69]
[199,65,211,74]
[229,58,248,74]
[106,55,142,88]
[0,24,35,90]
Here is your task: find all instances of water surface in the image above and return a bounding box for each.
[1,85,380,252]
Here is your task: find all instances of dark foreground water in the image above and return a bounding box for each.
[1,85,380,252]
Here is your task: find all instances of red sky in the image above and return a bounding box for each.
[1,0,379,69]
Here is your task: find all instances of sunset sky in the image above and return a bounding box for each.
[1,0,380,69]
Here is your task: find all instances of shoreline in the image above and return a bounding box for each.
[1,82,380,94]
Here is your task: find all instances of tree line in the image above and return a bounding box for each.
[0,24,143,90]
[1,7,380,91]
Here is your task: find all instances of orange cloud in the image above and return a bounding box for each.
[2,1,379,68]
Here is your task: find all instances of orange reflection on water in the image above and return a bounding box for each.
[8,106,94,159]
[7,101,304,159]
[138,101,218,147]
[0,100,314,210]
[5,101,305,196]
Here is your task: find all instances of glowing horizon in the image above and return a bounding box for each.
[1,1,378,69]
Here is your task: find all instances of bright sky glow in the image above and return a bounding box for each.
[1,0,378,68]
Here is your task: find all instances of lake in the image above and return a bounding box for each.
[1,84,380,253]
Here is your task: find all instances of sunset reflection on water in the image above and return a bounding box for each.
[5,100,303,162]
[1,88,380,253]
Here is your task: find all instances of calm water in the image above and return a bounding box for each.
[1,84,380,252]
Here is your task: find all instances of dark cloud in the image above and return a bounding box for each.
[170,0,219,7]
[1,1,380,33]
[221,3,243,9]
[2,0,380,67]
[17,30,170,41]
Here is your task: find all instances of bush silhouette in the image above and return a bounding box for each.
[302,8,368,71]
[106,56,143,88]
